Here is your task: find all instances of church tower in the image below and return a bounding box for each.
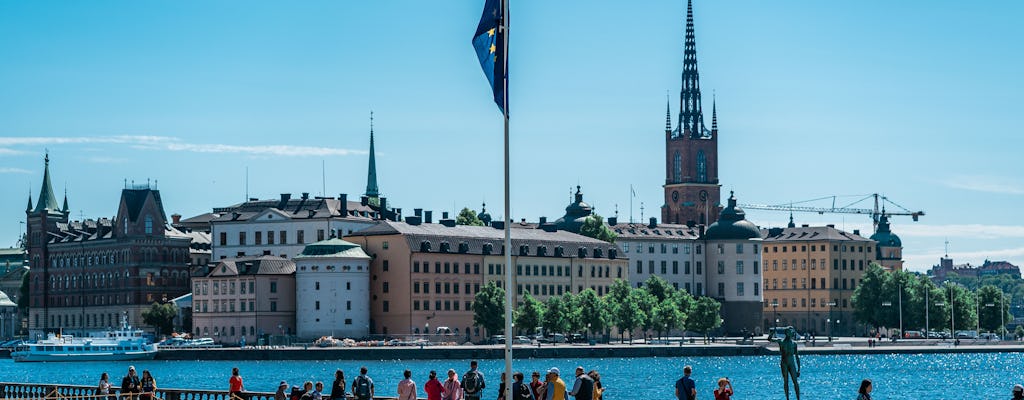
[662,0,721,226]
[25,153,68,333]
[364,111,380,206]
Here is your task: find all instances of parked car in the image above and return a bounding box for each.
[569,333,587,343]
[955,330,979,339]
[979,332,1000,341]
[549,333,567,343]
[903,330,924,339]
[513,336,533,344]
[488,335,506,344]
[926,331,944,339]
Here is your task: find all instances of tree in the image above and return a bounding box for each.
[578,215,616,243]
[642,276,672,302]
[878,269,916,332]
[652,295,685,339]
[943,282,977,332]
[141,302,177,336]
[515,292,544,335]
[472,281,506,336]
[456,207,485,226]
[688,297,722,344]
[634,287,658,342]
[576,289,609,339]
[542,296,569,335]
[561,292,584,334]
[976,285,1011,332]
[17,270,29,310]
[909,275,948,333]
[614,290,646,343]
[851,263,887,330]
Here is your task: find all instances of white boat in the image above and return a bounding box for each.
[157,337,221,349]
[11,314,157,362]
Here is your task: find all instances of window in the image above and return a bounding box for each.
[736,243,743,254]
[672,261,679,274]
[346,301,351,310]
[660,261,667,274]
[255,231,262,245]
[315,281,320,290]
[239,232,247,245]
[696,150,707,182]
[383,260,389,271]
[219,232,227,246]
[737,282,745,297]
[280,230,287,244]
[414,282,420,293]
[717,282,725,297]
[414,301,420,310]
[423,282,429,294]
[622,243,629,252]
[753,282,760,296]
[315,301,320,310]
[660,244,667,254]
[270,301,277,312]
[268,231,275,244]
[383,301,389,312]
[383,282,389,293]
[270,281,277,293]
[672,245,679,254]
[753,261,760,275]
[144,215,153,234]
[636,260,642,274]
[382,241,389,249]
[317,229,325,241]
[684,261,691,274]
[736,261,744,274]
[696,261,702,275]
[717,261,725,274]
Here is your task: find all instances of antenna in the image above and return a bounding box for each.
[640,202,645,222]
[245,167,249,200]
[321,160,326,197]
[944,238,949,258]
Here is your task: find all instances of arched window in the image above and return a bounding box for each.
[696,150,707,183]
[673,152,682,183]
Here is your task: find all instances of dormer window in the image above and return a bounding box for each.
[144,215,153,234]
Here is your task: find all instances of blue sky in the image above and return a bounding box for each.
[1,1,1021,272]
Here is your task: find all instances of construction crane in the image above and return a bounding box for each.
[739,193,924,230]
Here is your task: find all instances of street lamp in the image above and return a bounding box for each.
[827,301,837,342]
[771,299,779,330]
[934,302,945,340]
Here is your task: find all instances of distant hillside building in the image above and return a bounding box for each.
[25,154,192,337]
[929,257,1021,281]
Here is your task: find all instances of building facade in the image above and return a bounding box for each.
[703,193,764,334]
[191,255,296,345]
[761,224,876,336]
[662,0,721,226]
[25,155,192,337]
[870,215,904,271]
[294,238,371,340]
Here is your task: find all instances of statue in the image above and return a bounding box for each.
[771,326,801,400]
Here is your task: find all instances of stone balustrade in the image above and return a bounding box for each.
[1,383,399,400]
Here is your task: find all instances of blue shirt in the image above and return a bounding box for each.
[675,376,695,400]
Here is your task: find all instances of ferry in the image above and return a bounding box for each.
[10,314,157,362]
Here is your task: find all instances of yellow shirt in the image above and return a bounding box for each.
[548,378,566,400]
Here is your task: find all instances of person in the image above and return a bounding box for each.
[497,373,506,400]
[290,385,306,400]
[544,368,566,400]
[120,366,141,400]
[586,371,602,400]
[299,382,316,400]
[856,379,872,400]
[442,369,463,400]
[97,372,114,400]
[713,377,733,400]
[229,367,245,400]
[139,370,156,400]
[1013,384,1024,400]
[398,370,417,400]
[511,372,535,400]
[331,370,347,400]
[462,360,486,400]
[275,382,289,400]
[568,367,593,400]
[777,327,802,400]
[313,382,325,400]
[674,365,695,400]
[352,367,375,400]
[529,372,545,400]
[425,370,444,400]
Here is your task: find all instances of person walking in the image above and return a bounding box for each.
[674,366,696,400]
[543,368,566,400]
[352,367,375,400]
[97,372,114,400]
[586,371,602,400]
[462,360,486,400]
[398,370,417,400]
[275,382,289,400]
[442,369,463,400]
[567,367,592,400]
[229,367,245,400]
[120,366,141,400]
[511,372,535,400]
[856,379,872,400]
[425,370,445,400]
[330,370,347,400]
[139,370,157,400]
[528,372,545,400]
[713,377,733,400]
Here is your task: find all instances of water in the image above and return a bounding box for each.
[1,353,1022,399]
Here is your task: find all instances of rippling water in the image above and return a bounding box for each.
[2,352,1022,399]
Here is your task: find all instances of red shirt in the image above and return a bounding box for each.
[714,388,732,400]
[230,376,244,392]
[425,378,444,400]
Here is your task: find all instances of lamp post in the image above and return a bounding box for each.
[934,301,945,340]
[925,288,930,340]
[827,301,837,342]
[772,299,779,330]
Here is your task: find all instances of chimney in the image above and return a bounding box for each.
[648,217,657,229]
[361,196,369,206]
[491,220,504,229]
[405,216,423,226]
[338,193,348,217]
[395,208,402,220]
[607,216,617,225]
[440,219,456,228]
[414,208,423,217]
[443,212,450,219]
[853,229,861,236]
[802,224,809,228]
[301,192,309,200]
[171,214,181,224]
[424,211,433,224]
[379,197,388,219]
[539,216,547,224]
[249,197,258,201]
[826,224,835,228]
[686,220,696,228]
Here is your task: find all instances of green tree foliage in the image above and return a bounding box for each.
[472,281,507,335]
[576,289,609,335]
[643,276,672,302]
[651,290,690,338]
[515,292,544,335]
[542,296,569,335]
[456,207,485,226]
[634,288,658,341]
[1015,325,1024,340]
[614,289,646,343]
[943,282,977,332]
[688,296,722,343]
[976,285,1012,332]
[17,270,29,310]
[851,263,887,329]
[907,275,948,333]
[560,292,584,334]
[141,302,177,336]
[578,215,617,243]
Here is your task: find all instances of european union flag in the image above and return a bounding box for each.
[472,0,507,115]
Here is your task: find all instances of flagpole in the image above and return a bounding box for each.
[500,0,513,399]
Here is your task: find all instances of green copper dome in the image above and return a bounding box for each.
[870,214,902,247]
[299,238,370,258]
[704,192,761,240]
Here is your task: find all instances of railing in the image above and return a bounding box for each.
[1,383,400,400]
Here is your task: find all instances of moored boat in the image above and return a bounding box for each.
[11,314,157,362]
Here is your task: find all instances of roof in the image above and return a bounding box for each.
[763,225,872,243]
[348,220,624,259]
[869,215,901,247]
[211,197,377,222]
[297,238,371,259]
[609,222,702,241]
[0,290,16,308]
[704,192,762,240]
[203,255,296,277]
[122,188,167,222]
[33,154,63,215]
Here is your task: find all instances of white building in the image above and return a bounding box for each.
[609,218,705,295]
[210,193,379,261]
[703,193,764,334]
[293,238,371,340]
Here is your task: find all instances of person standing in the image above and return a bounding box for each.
[1014,384,1024,400]
[97,372,114,400]
[139,370,157,400]
[352,367,375,400]
[497,373,506,400]
[543,368,566,400]
[331,370,347,400]
[229,367,245,400]
[425,370,445,400]
[443,369,463,400]
[462,360,486,400]
[511,372,535,400]
[120,366,141,400]
[713,377,733,400]
[586,371,602,400]
[299,382,315,400]
[856,379,872,400]
[275,382,289,400]
[567,367,592,400]
[528,372,544,400]
[398,370,417,400]
[674,366,696,400]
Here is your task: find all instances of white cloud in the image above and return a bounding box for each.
[0,167,32,174]
[0,135,367,157]
[941,174,1024,195]
[0,148,25,156]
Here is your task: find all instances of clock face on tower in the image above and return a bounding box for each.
[672,191,679,202]
[699,190,708,202]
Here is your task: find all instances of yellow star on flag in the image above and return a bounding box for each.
[488,28,495,37]
[490,44,496,54]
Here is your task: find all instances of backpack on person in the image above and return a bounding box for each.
[517,383,533,400]
[462,371,482,395]
[354,376,371,398]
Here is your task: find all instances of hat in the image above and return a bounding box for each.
[279,381,288,388]
[1014,384,1024,393]
[547,367,559,375]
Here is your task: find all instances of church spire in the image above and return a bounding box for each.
[679,0,706,139]
[34,152,61,215]
[711,93,717,132]
[665,93,672,133]
[26,193,33,212]
[62,188,70,215]
[364,111,380,198]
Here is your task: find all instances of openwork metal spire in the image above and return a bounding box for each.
[711,93,717,132]
[679,0,706,139]
[365,111,379,198]
[34,152,61,215]
[665,93,673,132]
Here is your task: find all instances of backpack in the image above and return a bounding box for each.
[462,371,482,394]
[354,376,371,398]
[518,383,532,400]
